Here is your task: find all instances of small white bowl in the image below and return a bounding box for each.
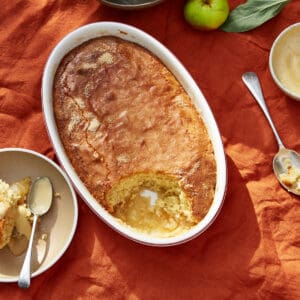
[42,22,227,246]
[269,22,300,101]
[0,148,78,282]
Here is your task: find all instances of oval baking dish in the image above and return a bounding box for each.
[42,22,227,246]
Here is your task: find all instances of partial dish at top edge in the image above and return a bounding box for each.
[100,0,164,10]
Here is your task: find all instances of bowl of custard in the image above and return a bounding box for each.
[269,22,300,101]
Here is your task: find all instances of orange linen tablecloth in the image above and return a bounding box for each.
[1,0,300,299]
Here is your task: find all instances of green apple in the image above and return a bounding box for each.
[184,0,230,31]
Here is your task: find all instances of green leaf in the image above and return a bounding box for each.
[220,0,291,33]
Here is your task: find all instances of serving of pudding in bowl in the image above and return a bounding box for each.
[0,177,32,256]
[43,22,227,246]
[0,148,78,282]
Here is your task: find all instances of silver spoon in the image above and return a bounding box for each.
[242,72,300,196]
[18,176,53,288]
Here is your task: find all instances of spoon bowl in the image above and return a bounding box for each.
[273,149,300,196]
[242,72,300,196]
[18,177,53,288]
[28,177,53,216]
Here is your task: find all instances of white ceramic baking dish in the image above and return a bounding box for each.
[42,22,227,246]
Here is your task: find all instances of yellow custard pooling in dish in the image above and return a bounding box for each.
[53,36,216,237]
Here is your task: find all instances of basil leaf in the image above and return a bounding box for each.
[221,0,291,33]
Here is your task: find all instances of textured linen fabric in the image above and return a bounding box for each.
[0,0,300,299]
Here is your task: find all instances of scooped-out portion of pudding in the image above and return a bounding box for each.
[53,36,216,237]
[107,173,198,237]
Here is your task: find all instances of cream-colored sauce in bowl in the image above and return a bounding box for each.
[270,23,300,100]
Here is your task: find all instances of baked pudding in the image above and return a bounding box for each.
[0,178,33,255]
[53,36,216,237]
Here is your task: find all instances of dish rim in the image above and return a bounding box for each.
[0,147,78,282]
[100,0,164,9]
[269,22,300,101]
[42,21,227,246]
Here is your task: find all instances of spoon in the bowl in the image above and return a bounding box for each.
[242,72,300,196]
[18,176,53,289]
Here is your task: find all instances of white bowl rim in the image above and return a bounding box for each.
[0,147,78,282]
[42,21,227,246]
[269,22,300,101]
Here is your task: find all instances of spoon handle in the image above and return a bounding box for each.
[242,72,284,149]
[18,214,38,289]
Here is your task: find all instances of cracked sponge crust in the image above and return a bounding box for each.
[53,36,216,233]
